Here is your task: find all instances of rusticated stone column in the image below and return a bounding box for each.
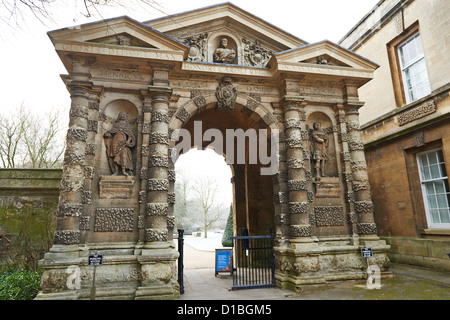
[282,99,313,245]
[336,104,358,236]
[145,87,172,245]
[37,55,95,299]
[53,55,95,252]
[343,81,377,237]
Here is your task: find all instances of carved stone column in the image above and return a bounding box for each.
[282,99,313,245]
[334,104,356,238]
[145,87,171,245]
[37,55,95,299]
[136,80,180,299]
[52,55,95,253]
[343,82,377,238]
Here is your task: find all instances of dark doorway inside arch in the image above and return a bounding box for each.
[175,107,276,239]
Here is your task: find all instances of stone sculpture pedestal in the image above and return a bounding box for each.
[99,175,134,199]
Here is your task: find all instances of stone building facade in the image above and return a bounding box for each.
[340,0,450,271]
[37,3,390,299]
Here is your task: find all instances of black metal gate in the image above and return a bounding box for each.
[230,233,275,290]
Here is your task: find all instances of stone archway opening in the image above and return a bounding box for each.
[171,105,276,244]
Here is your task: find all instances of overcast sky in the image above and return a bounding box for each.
[0,0,379,116]
[0,0,379,203]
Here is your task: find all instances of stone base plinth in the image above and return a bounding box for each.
[274,237,392,292]
[36,242,180,300]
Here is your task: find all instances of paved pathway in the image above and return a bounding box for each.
[176,235,450,300]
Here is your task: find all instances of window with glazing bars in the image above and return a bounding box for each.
[417,149,450,228]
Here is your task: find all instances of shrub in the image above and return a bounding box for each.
[222,205,233,247]
[0,268,43,300]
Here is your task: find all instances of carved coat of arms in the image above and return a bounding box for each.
[215,77,237,112]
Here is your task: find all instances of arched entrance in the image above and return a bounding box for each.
[169,96,277,241]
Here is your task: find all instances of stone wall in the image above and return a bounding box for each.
[0,169,62,265]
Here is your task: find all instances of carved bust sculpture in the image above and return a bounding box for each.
[104,111,136,176]
[310,121,329,177]
[213,37,236,64]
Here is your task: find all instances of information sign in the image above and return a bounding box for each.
[215,248,233,276]
[361,247,373,258]
[88,254,103,266]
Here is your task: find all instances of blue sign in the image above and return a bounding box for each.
[215,249,232,275]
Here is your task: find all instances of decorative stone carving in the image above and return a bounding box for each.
[79,216,90,231]
[348,141,364,151]
[151,110,169,123]
[94,208,134,232]
[357,223,378,235]
[104,112,136,176]
[352,181,370,192]
[215,77,237,112]
[150,132,169,145]
[285,118,302,129]
[149,155,169,168]
[398,100,436,126]
[147,179,169,191]
[287,158,304,169]
[414,131,425,147]
[290,225,311,237]
[242,38,273,67]
[146,203,169,216]
[167,192,176,204]
[57,203,83,217]
[53,231,80,245]
[314,206,345,226]
[167,216,176,228]
[145,229,168,242]
[213,37,236,63]
[175,109,190,123]
[242,99,258,117]
[289,202,309,215]
[287,180,308,191]
[275,214,290,226]
[87,120,98,133]
[184,33,208,62]
[67,128,87,142]
[168,170,176,182]
[355,201,374,213]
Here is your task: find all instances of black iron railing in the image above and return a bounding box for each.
[230,234,275,290]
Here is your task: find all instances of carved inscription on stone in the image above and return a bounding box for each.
[94,208,134,232]
[99,175,134,199]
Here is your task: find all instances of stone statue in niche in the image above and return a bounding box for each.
[104,111,136,176]
[310,121,329,178]
[213,37,236,64]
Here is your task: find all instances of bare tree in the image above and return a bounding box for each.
[174,168,194,231]
[1,0,169,30]
[0,104,29,168]
[0,104,65,169]
[192,175,222,239]
[22,108,65,168]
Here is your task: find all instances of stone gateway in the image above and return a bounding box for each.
[37,3,390,300]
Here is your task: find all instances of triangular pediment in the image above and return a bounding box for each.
[144,2,307,67]
[48,16,189,72]
[88,32,158,49]
[272,40,379,70]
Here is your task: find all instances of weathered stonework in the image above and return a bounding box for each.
[38,3,389,300]
[94,208,135,232]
